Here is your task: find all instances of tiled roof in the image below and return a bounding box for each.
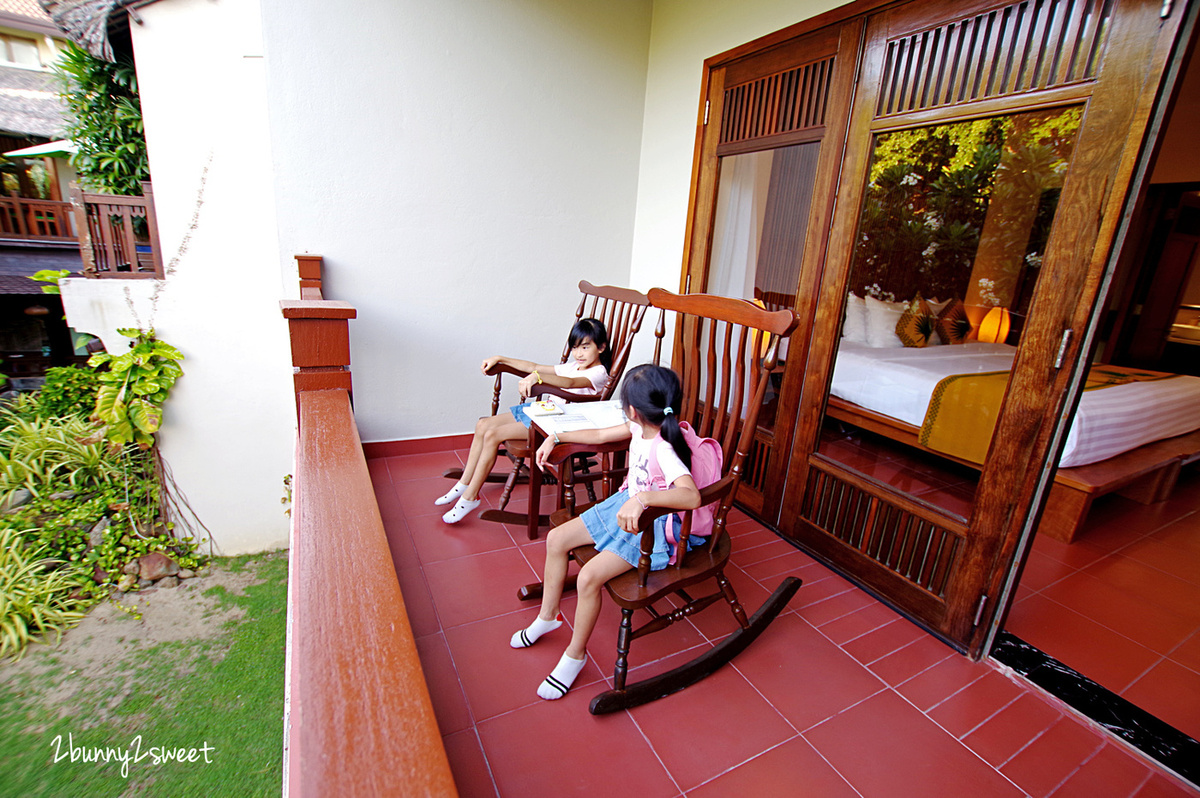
[0,63,66,137]
[0,0,53,23]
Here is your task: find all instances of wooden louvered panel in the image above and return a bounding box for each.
[801,466,964,598]
[876,0,1113,118]
[720,57,834,146]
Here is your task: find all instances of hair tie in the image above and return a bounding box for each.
[663,406,674,416]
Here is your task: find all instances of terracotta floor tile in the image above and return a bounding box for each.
[1037,571,1199,657]
[735,537,800,566]
[628,659,794,792]
[1004,593,1163,693]
[688,736,860,798]
[739,549,815,582]
[1049,742,1155,798]
[1147,512,1200,557]
[866,633,955,686]
[805,690,1024,797]
[477,698,678,798]
[791,572,855,607]
[1020,548,1080,593]
[730,524,791,552]
[407,508,517,565]
[1000,716,1106,797]
[442,610,605,722]
[1119,536,1200,588]
[1135,771,1200,797]
[441,729,498,798]
[840,616,927,666]
[927,670,1025,738]
[414,632,473,736]
[394,564,442,639]
[817,600,904,646]
[1120,658,1200,741]
[381,515,419,571]
[1169,630,1200,674]
[962,692,1063,768]
[731,613,886,732]
[895,653,991,712]
[795,585,878,627]
[1029,533,1112,571]
[385,449,465,483]
[423,548,540,629]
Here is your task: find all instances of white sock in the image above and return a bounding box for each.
[435,481,468,506]
[510,613,563,648]
[537,653,586,700]
[442,496,480,524]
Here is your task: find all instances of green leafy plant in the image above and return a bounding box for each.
[0,411,123,501]
[35,366,100,419]
[0,527,92,660]
[88,328,183,449]
[29,269,72,295]
[54,42,149,196]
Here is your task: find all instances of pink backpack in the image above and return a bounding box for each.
[644,421,724,562]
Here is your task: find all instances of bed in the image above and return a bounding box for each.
[825,340,1200,541]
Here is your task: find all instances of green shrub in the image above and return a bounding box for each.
[0,413,122,501]
[0,526,92,660]
[36,366,100,419]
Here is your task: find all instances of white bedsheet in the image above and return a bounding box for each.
[830,341,1200,467]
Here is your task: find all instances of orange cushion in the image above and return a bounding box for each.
[935,298,973,345]
[896,295,935,347]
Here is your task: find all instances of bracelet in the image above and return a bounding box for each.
[532,371,543,384]
[634,492,649,510]
[552,433,560,445]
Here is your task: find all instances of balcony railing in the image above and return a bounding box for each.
[70,182,164,278]
[281,255,457,797]
[0,195,76,242]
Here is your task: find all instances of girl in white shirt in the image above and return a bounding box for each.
[512,364,701,700]
[437,318,611,524]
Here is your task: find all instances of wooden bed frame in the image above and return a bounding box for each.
[825,396,1200,543]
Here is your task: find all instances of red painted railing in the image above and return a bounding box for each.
[282,255,456,797]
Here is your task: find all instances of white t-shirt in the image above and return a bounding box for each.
[626,421,690,494]
[554,362,608,396]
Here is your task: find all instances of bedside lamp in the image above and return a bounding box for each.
[978,306,1011,344]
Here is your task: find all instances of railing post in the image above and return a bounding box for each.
[281,257,356,418]
[140,181,164,277]
[69,184,97,275]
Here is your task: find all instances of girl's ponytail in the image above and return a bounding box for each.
[620,365,690,471]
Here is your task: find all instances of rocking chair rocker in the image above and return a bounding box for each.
[519,288,801,713]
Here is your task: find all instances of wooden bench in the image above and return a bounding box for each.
[825,397,1200,544]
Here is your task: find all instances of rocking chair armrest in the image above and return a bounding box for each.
[539,438,626,468]
[483,361,527,378]
[531,384,604,403]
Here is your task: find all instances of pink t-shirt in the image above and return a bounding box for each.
[554,362,608,397]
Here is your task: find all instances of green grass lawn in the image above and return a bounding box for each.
[0,551,288,797]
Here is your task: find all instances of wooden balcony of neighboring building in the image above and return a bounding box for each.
[69,181,164,279]
[0,195,75,243]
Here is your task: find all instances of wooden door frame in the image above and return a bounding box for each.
[681,0,1191,655]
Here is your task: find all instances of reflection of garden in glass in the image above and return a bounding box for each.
[850,105,1082,330]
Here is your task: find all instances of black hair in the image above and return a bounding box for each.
[568,318,612,373]
[619,364,690,471]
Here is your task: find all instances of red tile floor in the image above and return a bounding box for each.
[369,447,1200,797]
[1006,466,1200,743]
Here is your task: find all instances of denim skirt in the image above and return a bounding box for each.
[581,489,683,570]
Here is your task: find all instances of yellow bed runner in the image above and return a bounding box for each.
[918,365,1175,466]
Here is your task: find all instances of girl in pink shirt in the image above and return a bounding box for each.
[436,318,611,524]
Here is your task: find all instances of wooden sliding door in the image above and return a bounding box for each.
[680,18,863,519]
[685,0,1191,654]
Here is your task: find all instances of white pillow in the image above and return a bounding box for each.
[865,295,906,348]
[842,293,868,343]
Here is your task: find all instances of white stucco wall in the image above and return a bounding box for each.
[62,0,295,555]
[60,0,849,552]
[258,0,654,443]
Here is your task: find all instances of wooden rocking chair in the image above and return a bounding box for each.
[444,280,650,535]
[519,288,801,713]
